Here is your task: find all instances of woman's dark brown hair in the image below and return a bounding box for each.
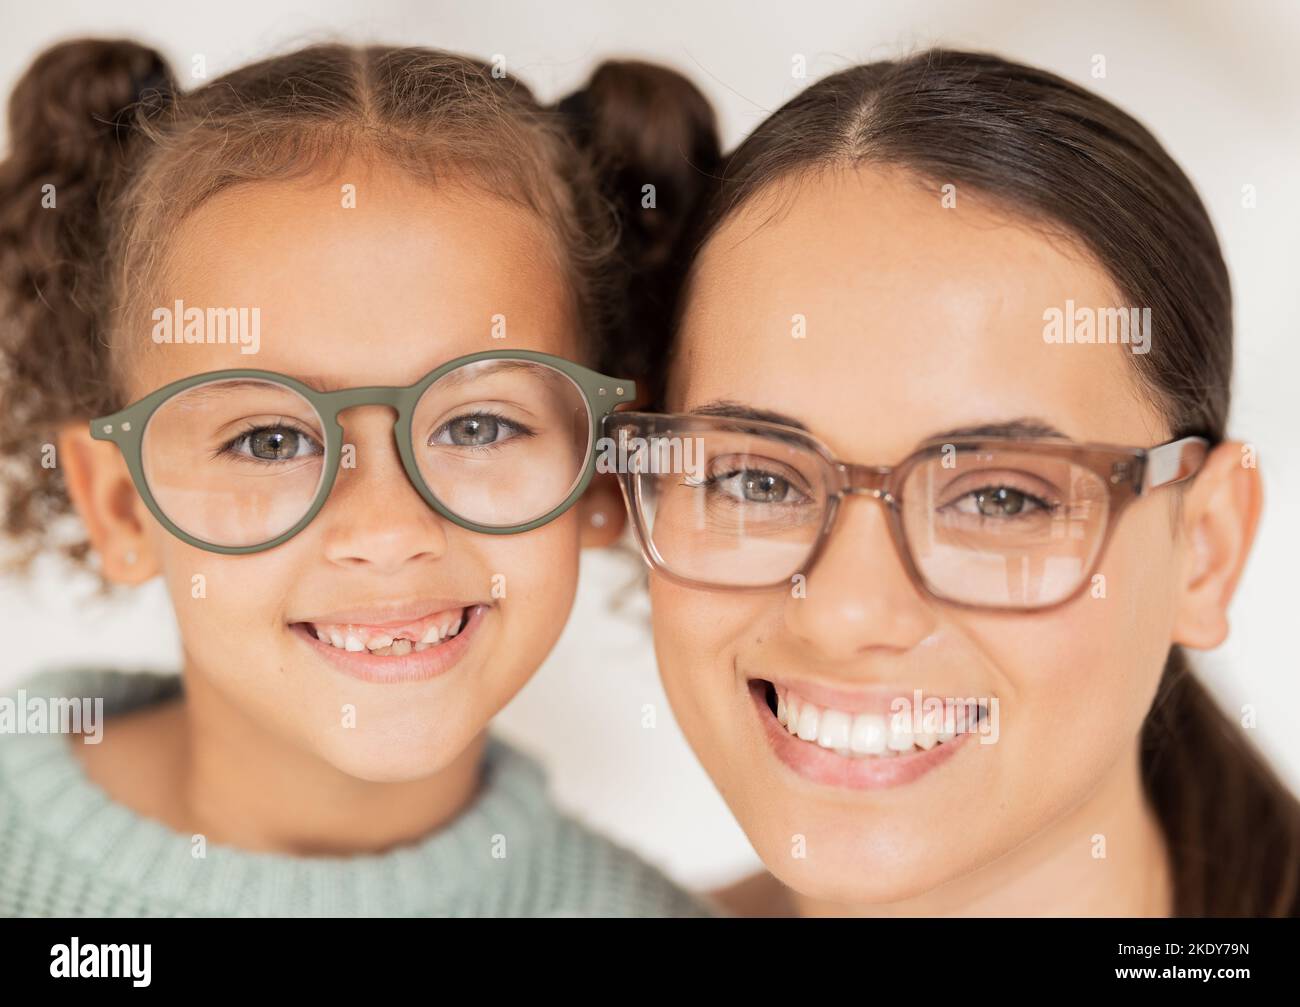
[0,38,718,577]
[671,48,1299,916]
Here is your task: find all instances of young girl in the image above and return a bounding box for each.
[613,49,1300,916]
[0,38,717,916]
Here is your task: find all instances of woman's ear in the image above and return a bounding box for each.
[1171,440,1262,650]
[56,422,158,584]
[576,471,627,548]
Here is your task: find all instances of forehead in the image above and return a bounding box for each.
[124,159,577,397]
[674,165,1165,456]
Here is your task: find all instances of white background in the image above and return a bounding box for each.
[1,0,1297,889]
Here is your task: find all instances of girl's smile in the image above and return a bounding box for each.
[289,600,492,685]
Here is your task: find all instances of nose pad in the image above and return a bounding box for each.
[784,489,933,657]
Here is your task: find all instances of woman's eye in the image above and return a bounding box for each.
[432,413,522,448]
[228,426,320,462]
[712,469,802,504]
[954,486,1047,518]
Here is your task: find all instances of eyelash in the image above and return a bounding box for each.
[941,482,1059,518]
[214,419,323,466]
[429,409,536,451]
[691,464,813,505]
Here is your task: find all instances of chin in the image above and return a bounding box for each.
[745,803,979,910]
[315,728,469,783]
[766,846,956,908]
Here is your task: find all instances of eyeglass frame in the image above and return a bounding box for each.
[89,349,637,555]
[605,411,1210,612]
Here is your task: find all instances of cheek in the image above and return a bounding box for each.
[452,517,585,703]
[150,537,330,746]
[964,502,1179,794]
[154,538,300,685]
[476,517,581,617]
[154,536,284,640]
[648,576,774,731]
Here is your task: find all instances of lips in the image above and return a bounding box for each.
[748,678,981,789]
[768,681,987,757]
[302,606,469,656]
[288,601,489,684]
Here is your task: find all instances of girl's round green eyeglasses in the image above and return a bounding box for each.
[90,350,635,554]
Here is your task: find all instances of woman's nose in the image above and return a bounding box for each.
[317,407,449,572]
[783,494,936,660]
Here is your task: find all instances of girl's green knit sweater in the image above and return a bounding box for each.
[0,668,713,918]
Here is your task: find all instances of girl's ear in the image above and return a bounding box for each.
[1171,440,1262,650]
[576,471,627,548]
[56,422,158,583]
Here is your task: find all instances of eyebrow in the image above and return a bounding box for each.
[688,400,1072,443]
[174,360,549,397]
[172,375,353,398]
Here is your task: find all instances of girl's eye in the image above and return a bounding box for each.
[431,412,530,448]
[952,486,1050,518]
[223,425,321,462]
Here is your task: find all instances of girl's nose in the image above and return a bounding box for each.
[318,407,449,572]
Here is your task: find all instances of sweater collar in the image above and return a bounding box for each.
[1,667,554,916]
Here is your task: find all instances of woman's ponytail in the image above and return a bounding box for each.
[1141,645,1300,915]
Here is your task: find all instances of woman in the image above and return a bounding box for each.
[611,49,1300,915]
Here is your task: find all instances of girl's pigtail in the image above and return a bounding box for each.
[555,60,721,399]
[0,38,176,573]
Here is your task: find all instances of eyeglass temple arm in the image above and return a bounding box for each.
[1142,436,1210,492]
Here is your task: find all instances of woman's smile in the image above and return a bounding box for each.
[745,676,989,790]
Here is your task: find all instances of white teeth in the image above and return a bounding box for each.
[886,719,914,751]
[795,704,820,742]
[307,609,467,656]
[419,617,465,645]
[849,714,887,755]
[768,687,970,760]
[817,709,851,751]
